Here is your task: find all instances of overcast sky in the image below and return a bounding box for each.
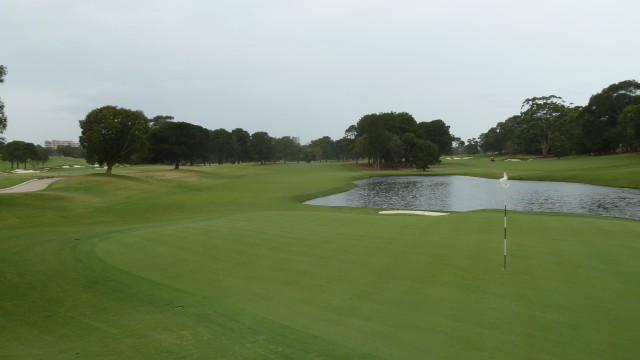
[1,0,639,146]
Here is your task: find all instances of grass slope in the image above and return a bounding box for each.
[1,157,639,359]
[433,153,640,188]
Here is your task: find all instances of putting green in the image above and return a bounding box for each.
[92,210,640,359]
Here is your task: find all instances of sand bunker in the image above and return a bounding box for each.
[379,210,449,216]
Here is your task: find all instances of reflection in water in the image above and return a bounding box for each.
[305,176,640,220]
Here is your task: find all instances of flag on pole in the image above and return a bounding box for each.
[499,172,509,189]
[499,172,508,270]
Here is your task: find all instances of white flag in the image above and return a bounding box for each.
[499,172,509,189]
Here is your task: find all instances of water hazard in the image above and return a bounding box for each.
[304,176,640,220]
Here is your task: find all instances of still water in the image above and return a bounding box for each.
[304,176,640,220]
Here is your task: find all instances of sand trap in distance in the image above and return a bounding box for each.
[379,210,449,216]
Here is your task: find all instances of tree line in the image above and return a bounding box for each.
[0,141,83,170]
[1,140,49,169]
[75,106,328,174]
[8,60,635,171]
[77,106,456,174]
[468,80,640,156]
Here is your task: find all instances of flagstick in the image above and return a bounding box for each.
[499,172,509,272]
[503,190,507,271]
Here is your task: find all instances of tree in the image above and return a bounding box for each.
[385,135,404,168]
[548,132,571,157]
[479,126,502,154]
[275,136,301,163]
[579,80,640,153]
[231,128,251,163]
[2,140,25,169]
[309,136,335,162]
[415,119,454,156]
[335,136,354,161]
[519,95,569,156]
[401,133,418,165]
[464,138,480,154]
[382,111,417,137]
[452,138,465,155]
[249,131,275,164]
[412,140,439,171]
[338,126,357,161]
[147,121,209,169]
[354,113,391,168]
[301,145,316,163]
[618,104,640,152]
[0,65,7,134]
[79,105,150,174]
[1,140,38,169]
[149,115,174,128]
[31,145,50,168]
[209,128,233,165]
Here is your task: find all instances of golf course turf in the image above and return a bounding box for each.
[1,156,639,359]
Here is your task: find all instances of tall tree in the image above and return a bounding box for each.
[339,125,358,161]
[519,95,569,156]
[617,104,640,152]
[335,136,354,161]
[382,111,417,137]
[249,131,275,164]
[209,128,233,165]
[401,133,418,165]
[479,126,502,154]
[355,113,391,168]
[231,128,251,163]
[579,80,640,153]
[0,65,7,134]
[415,119,454,157]
[385,135,404,168]
[147,121,209,169]
[79,105,150,174]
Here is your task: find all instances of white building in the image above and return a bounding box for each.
[44,140,80,149]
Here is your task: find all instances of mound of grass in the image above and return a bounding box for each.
[1,157,639,359]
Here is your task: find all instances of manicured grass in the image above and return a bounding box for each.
[433,153,640,188]
[1,156,639,359]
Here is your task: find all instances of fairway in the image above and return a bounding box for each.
[1,159,640,359]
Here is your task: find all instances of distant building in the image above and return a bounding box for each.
[44,140,80,149]
[292,136,300,144]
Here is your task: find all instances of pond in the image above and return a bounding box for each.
[304,176,640,220]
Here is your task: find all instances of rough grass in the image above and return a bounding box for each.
[1,156,639,359]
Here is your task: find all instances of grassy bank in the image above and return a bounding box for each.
[1,156,639,359]
[433,153,640,188]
